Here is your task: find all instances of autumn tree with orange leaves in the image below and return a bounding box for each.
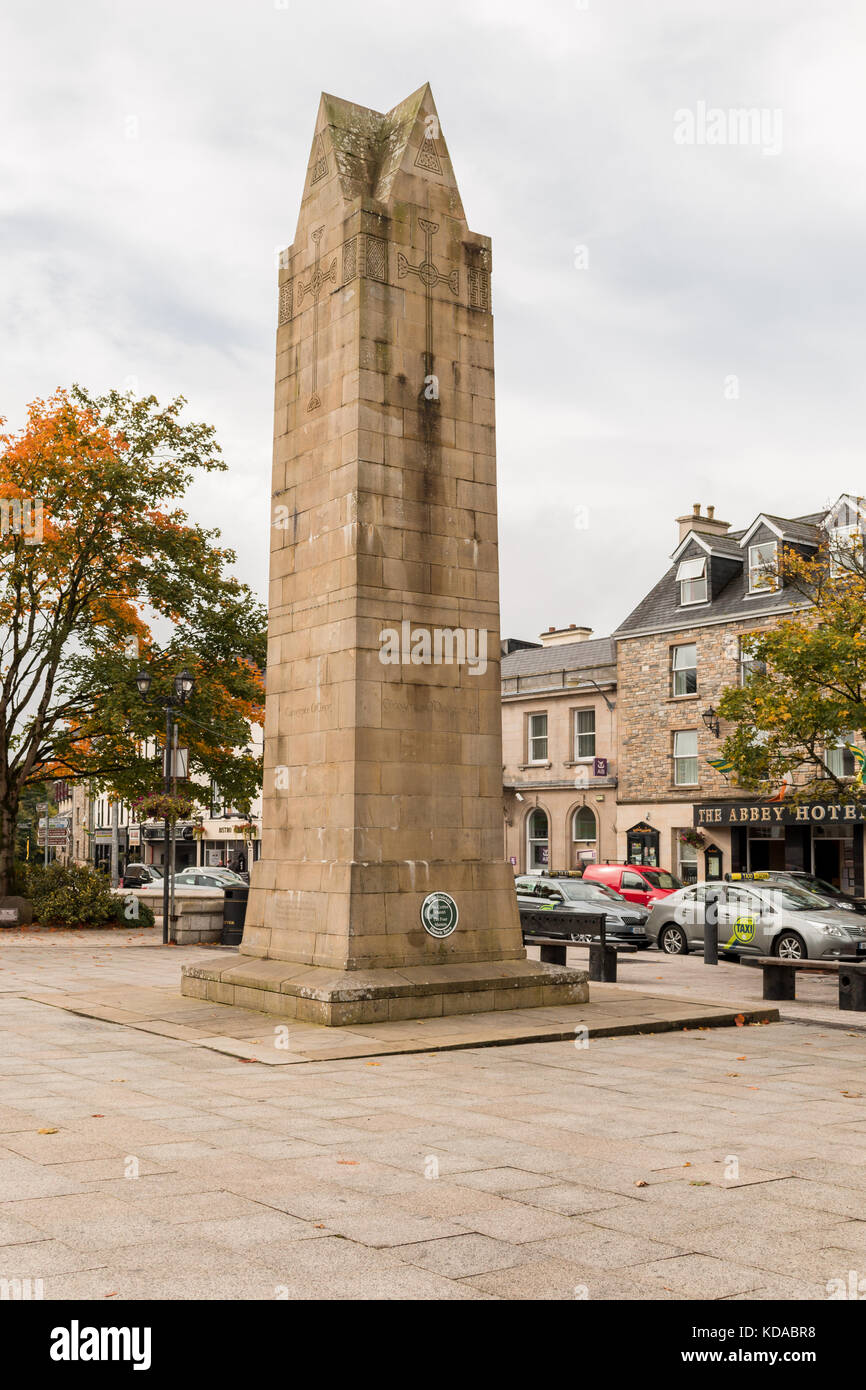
[0,386,266,895]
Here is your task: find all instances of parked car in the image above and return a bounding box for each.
[646,878,866,960]
[726,871,866,915]
[173,869,246,892]
[121,863,163,888]
[581,862,683,909]
[515,874,651,948]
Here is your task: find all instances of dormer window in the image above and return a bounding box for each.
[829,524,862,577]
[748,541,778,593]
[676,556,707,606]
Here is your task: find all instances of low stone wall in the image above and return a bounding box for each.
[135,889,224,945]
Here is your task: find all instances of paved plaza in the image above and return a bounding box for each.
[0,929,864,1300]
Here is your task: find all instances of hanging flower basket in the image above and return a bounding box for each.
[678,828,707,850]
[133,793,196,824]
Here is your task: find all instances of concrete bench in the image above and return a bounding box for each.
[740,955,866,1011]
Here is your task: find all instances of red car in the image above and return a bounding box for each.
[581,862,683,909]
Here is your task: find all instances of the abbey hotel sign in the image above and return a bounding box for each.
[694,800,866,828]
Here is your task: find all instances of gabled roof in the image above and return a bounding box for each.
[671,530,745,562]
[824,494,866,525]
[739,513,822,548]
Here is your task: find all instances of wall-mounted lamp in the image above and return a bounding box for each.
[701,705,721,738]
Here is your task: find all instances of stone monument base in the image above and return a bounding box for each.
[180,955,589,1027]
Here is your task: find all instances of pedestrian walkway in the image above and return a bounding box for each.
[1,928,774,1062]
[1,928,865,1300]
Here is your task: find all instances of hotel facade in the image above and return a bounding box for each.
[502,496,866,896]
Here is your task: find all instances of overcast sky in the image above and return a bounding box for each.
[3,0,865,642]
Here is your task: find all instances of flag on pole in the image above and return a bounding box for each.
[706,756,735,774]
[845,743,866,784]
[767,771,794,802]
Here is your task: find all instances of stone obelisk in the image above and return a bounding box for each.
[182,85,587,1024]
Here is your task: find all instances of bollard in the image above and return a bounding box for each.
[589,942,618,982]
[838,965,866,1012]
[704,886,721,966]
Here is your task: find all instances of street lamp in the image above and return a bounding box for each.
[136,665,195,944]
[174,669,194,700]
[701,705,721,738]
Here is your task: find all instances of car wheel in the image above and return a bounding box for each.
[774,931,807,961]
[659,924,688,955]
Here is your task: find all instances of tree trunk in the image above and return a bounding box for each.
[0,783,19,898]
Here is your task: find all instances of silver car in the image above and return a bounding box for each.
[646,879,866,961]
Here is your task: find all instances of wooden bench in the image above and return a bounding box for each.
[740,956,866,1011]
[521,929,637,982]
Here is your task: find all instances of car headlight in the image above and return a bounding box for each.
[808,921,846,937]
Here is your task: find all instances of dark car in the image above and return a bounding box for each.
[515,874,651,948]
[121,863,163,889]
[726,871,866,915]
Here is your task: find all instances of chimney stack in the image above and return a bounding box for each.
[538,624,594,647]
[676,503,731,543]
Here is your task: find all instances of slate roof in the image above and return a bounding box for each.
[614,509,827,639]
[676,530,745,558]
[747,513,822,545]
[501,635,616,682]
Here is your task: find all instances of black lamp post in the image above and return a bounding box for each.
[701,704,721,738]
[136,666,194,944]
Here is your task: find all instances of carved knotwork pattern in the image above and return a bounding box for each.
[342,236,357,285]
[364,234,386,282]
[278,281,294,325]
[341,233,386,284]
[310,132,328,185]
[467,247,492,312]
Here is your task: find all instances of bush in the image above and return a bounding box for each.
[106,894,156,929]
[24,861,152,928]
[9,860,31,896]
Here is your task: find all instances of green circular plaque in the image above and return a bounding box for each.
[420,892,459,938]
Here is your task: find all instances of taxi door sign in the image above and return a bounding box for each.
[730,914,756,945]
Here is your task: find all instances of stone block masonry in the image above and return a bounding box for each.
[181,84,587,1022]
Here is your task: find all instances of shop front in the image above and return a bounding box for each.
[140,821,197,871]
[694,800,866,896]
[195,818,260,872]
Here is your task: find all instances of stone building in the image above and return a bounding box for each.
[612,497,866,891]
[502,626,618,873]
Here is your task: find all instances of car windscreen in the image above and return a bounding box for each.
[759,884,833,911]
[805,876,843,898]
[560,882,621,902]
[640,870,682,890]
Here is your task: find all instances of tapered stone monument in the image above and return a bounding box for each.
[181,85,588,1024]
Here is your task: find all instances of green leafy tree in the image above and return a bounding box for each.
[0,386,266,895]
[717,539,866,800]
